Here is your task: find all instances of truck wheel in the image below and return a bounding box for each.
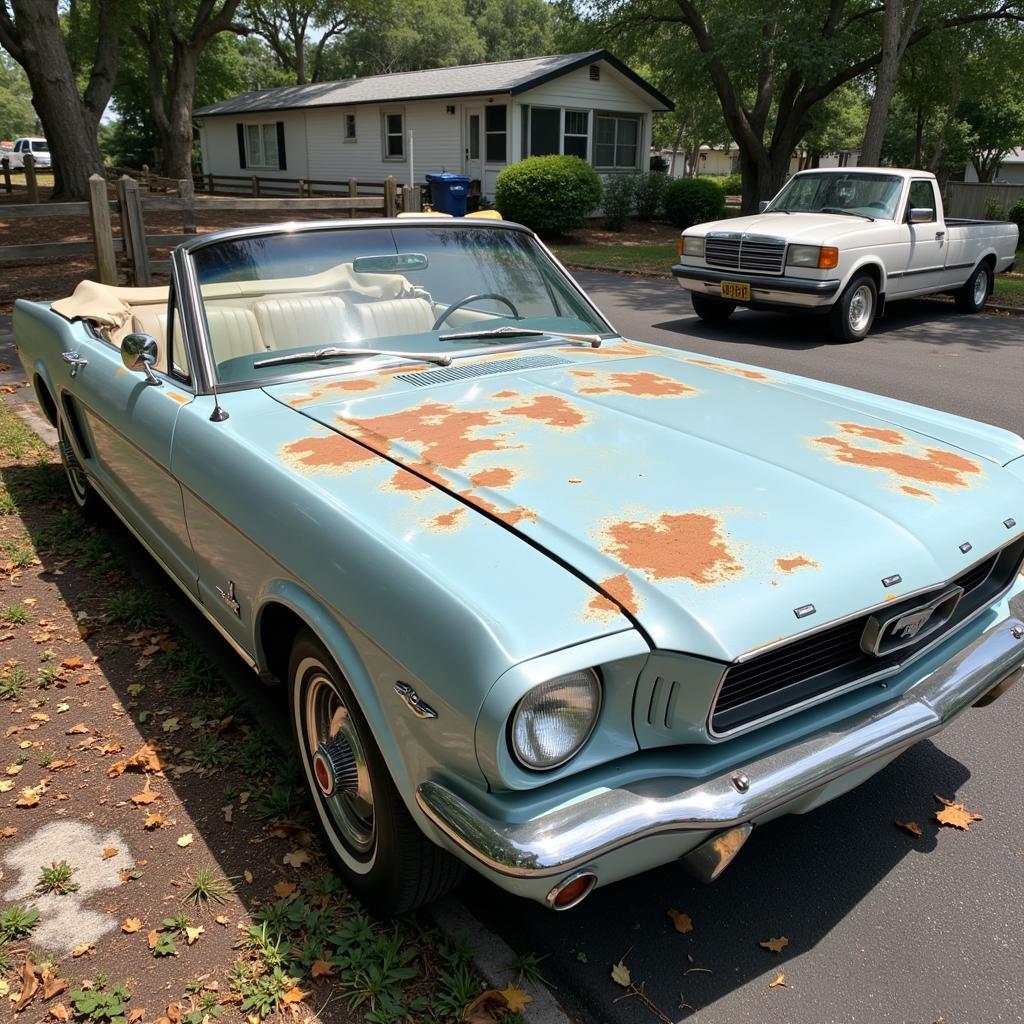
[828,273,876,342]
[289,629,464,914]
[691,293,737,323]
[953,262,991,313]
[57,413,98,515]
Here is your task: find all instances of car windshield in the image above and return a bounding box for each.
[189,223,609,386]
[766,172,903,219]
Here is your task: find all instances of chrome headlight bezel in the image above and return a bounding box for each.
[786,243,821,267]
[682,234,706,258]
[510,669,602,771]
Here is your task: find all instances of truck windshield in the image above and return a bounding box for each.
[766,172,903,220]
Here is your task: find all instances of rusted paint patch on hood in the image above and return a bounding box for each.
[471,466,516,489]
[501,394,589,429]
[584,572,641,622]
[280,434,378,475]
[812,423,983,497]
[561,341,650,358]
[682,357,774,382]
[570,369,699,398]
[775,554,819,574]
[427,507,468,532]
[287,377,383,407]
[600,511,744,586]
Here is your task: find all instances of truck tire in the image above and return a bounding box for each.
[691,293,736,323]
[953,262,991,313]
[828,273,876,343]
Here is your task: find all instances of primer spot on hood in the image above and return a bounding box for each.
[570,369,699,398]
[812,423,983,497]
[280,434,378,474]
[600,511,744,586]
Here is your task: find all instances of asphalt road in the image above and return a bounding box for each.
[458,275,1024,1024]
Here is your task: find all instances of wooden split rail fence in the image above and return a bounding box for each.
[1,172,422,288]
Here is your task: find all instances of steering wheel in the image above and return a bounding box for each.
[431,293,521,331]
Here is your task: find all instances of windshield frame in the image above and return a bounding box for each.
[765,171,905,220]
[174,218,617,396]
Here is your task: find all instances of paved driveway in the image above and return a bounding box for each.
[460,274,1024,1024]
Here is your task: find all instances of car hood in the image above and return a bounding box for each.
[693,212,876,245]
[267,343,1024,661]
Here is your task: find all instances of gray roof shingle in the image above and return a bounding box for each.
[194,50,673,116]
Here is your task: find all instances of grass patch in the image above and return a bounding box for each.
[549,240,676,276]
[0,400,50,462]
[105,589,161,628]
[184,866,235,907]
[2,603,29,624]
[994,274,1024,306]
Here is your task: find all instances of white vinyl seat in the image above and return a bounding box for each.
[350,297,436,340]
[253,294,349,350]
[130,306,169,369]
[205,306,265,363]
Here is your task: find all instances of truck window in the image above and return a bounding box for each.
[907,180,936,220]
[31,140,49,153]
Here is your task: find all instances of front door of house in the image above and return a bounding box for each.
[464,107,483,184]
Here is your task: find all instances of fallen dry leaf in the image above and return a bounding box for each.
[611,961,631,987]
[499,985,533,1013]
[131,780,161,805]
[667,908,694,934]
[49,1004,70,1021]
[310,960,334,979]
[47,759,77,772]
[769,971,787,989]
[895,819,924,837]
[184,926,203,945]
[61,657,84,670]
[13,958,38,1011]
[243,870,253,884]
[64,723,90,736]
[759,937,789,953]
[40,966,67,1000]
[934,794,983,831]
[176,833,193,848]
[148,930,160,950]
[273,881,298,899]
[282,849,310,868]
[102,847,118,860]
[0,779,14,793]
[15,780,48,808]
[462,989,508,1024]
[71,944,93,958]
[126,1010,144,1023]
[122,918,142,934]
[214,915,229,926]
[108,743,162,778]
[2,826,17,837]
[280,987,307,1004]
[143,812,166,830]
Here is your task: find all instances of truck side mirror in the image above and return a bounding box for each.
[909,207,934,224]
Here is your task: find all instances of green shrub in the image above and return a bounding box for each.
[649,154,669,173]
[601,173,636,230]
[495,156,602,235]
[634,171,668,221]
[1008,198,1024,244]
[663,177,726,229]
[715,173,743,196]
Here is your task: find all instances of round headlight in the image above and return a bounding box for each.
[511,670,601,770]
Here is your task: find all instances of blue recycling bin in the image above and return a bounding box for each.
[426,173,470,216]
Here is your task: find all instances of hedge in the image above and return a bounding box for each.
[495,156,602,235]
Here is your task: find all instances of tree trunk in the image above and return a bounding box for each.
[159,48,199,182]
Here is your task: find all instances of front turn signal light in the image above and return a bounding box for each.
[818,247,839,270]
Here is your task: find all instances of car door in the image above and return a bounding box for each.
[897,178,948,294]
[58,291,199,596]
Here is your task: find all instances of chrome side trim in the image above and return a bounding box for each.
[416,611,1024,878]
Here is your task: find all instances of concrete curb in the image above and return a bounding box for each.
[0,329,56,445]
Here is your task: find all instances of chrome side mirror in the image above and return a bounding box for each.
[758,200,770,213]
[122,333,161,386]
[909,207,934,224]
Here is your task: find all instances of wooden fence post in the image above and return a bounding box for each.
[348,178,358,198]
[384,175,397,218]
[23,153,38,203]
[207,172,215,194]
[143,164,151,192]
[178,178,196,234]
[298,179,306,198]
[400,185,422,214]
[251,175,259,197]
[1,157,10,194]
[88,174,118,286]
[117,174,151,286]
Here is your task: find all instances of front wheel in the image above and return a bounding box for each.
[828,273,877,343]
[953,262,991,313]
[57,412,98,514]
[691,293,737,323]
[289,630,464,914]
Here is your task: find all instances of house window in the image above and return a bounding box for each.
[529,107,560,157]
[344,113,356,142]
[485,105,506,162]
[245,123,279,169]
[563,110,589,159]
[383,111,404,159]
[595,114,640,169]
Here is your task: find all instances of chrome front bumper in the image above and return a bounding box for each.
[417,610,1024,880]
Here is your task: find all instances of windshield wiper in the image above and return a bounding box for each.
[253,346,452,369]
[439,326,605,346]
[763,208,791,214]
[821,207,874,221]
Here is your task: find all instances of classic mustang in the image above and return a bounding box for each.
[13,218,1024,914]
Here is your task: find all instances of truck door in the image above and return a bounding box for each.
[898,178,947,294]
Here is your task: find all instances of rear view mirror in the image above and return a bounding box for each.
[353,253,428,274]
[122,332,161,386]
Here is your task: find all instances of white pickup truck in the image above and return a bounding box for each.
[6,137,51,170]
[672,167,1019,341]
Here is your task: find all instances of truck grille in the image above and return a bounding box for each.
[710,538,1024,736]
[705,233,786,276]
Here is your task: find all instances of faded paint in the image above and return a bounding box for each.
[570,369,699,398]
[280,434,378,474]
[775,554,819,573]
[167,391,190,405]
[813,424,982,495]
[561,341,650,358]
[601,511,744,586]
[502,394,588,429]
[683,357,773,382]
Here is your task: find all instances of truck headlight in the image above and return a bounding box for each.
[787,244,839,269]
[681,235,705,257]
[510,669,601,770]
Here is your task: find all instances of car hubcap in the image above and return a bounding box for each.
[973,271,987,306]
[58,422,88,503]
[848,285,873,333]
[304,672,374,855]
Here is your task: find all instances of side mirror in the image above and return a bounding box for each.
[909,207,934,224]
[758,201,770,213]
[122,332,161,386]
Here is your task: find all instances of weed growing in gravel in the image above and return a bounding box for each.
[37,665,59,688]
[184,866,235,908]
[232,961,295,1019]
[0,412,49,460]
[432,942,483,1019]
[161,645,217,696]
[510,950,552,988]
[180,989,223,1024]
[2,603,29,624]
[105,590,161,628]
[37,860,80,895]
[68,980,131,1024]
[254,783,296,822]
[188,732,228,769]
[0,663,29,699]
[0,487,15,515]
[0,905,39,942]
[39,752,53,767]
[2,536,37,568]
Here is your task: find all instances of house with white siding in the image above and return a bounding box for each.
[193,50,673,199]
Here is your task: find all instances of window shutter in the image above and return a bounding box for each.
[236,123,247,169]
[276,121,287,170]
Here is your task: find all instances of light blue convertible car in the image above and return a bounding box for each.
[14,218,1024,914]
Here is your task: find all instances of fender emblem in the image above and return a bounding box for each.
[394,682,437,720]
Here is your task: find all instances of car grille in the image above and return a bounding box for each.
[705,234,786,276]
[710,537,1024,735]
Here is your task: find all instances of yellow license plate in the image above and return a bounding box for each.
[720,281,751,301]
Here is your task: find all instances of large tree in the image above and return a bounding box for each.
[133,0,247,181]
[465,0,554,61]
[0,0,118,200]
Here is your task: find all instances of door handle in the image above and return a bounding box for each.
[935,231,945,240]
[61,351,88,378]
